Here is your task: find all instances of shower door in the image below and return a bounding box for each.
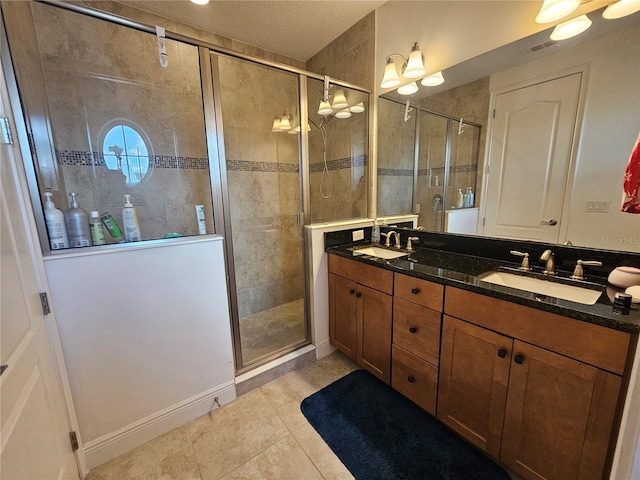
[210,53,308,370]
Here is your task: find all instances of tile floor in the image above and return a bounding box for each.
[86,352,358,480]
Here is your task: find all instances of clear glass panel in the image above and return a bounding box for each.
[216,54,306,366]
[449,123,480,208]
[416,111,449,231]
[308,78,369,223]
[377,97,415,216]
[22,3,213,247]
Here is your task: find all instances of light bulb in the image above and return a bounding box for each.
[403,43,426,79]
[397,82,419,96]
[421,71,444,87]
[332,89,348,109]
[380,58,402,89]
[550,14,592,41]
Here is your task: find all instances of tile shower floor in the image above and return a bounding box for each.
[86,352,358,480]
[239,299,307,364]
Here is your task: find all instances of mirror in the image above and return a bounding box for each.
[377,8,640,253]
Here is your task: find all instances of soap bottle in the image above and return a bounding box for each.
[122,194,141,242]
[467,187,475,207]
[89,211,106,246]
[455,188,464,208]
[64,192,92,247]
[372,219,381,243]
[43,192,69,250]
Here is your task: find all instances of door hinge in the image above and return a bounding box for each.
[39,292,51,315]
[482,217,486,226]
[69,431,79,451]
[0,117,13,144]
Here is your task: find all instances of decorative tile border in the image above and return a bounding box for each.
[378,168,413,176]
[55,150,209,170]
[226,159,299,173]
[309,155,368,174]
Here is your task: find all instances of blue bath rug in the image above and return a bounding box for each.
[300,369,510,480]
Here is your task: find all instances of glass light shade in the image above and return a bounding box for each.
[317,100,333,116]
[380,59,402,89]
[190,0,209,4]
[550,15,592,41]
[403,43,426,79]
[349,102,365,113]
[535,0,580,23]
[287,126,299,134]
[332,89,349,109]
[278,114,291,130]
[421,71,445,87]
[335,108,352,119]
[603,0,640,19]
[397,82,419,96]
[271,118,281,132]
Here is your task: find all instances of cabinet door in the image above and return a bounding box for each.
[438,316,512,458]
[357,284,392,383]
[328,273,357,360]
[501,341,622,480]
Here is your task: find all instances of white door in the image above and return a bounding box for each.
[483,73,582,243]
[1,62,80,479]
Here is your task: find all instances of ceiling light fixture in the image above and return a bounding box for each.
[397,82,419,96]
[535,0,580,23]
[421,71,445,87]
[380,42,426,88]
[603,0,640,19]
[550,14,592,40]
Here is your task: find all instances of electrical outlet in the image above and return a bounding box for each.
[585,200,610,213]
[352,229,364,241]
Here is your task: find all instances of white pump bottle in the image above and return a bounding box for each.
[43,192,69,250]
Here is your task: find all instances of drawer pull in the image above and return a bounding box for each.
[498,348,507,358]
[514,354,524,364]
[349,289,355,295]
[407,376,415,383]
[409,327,417,334]
[411,288,420,295]
[355,292,362,298]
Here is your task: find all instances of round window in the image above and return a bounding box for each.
[101,123,152,186]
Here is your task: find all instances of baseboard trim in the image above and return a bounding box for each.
[83,381,236,470]
[315,339,336,359]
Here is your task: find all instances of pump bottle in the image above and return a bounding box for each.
[455,188,464,208]
[122,194,142,242]
[43,192,69,250]
[90,211,106,245]
[64,192,92,247]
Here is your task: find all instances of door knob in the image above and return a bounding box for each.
[539,219,558,226]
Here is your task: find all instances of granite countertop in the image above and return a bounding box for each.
[326,243,640,334]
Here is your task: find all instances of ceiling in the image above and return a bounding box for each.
[119,0,386,61]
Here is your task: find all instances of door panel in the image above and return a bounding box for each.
[357,285,392,383]
[328,273,357,359]
[484,73,582,243]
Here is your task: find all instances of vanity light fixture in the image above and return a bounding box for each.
[421,71,445,87]
[403,43,427,78]
[397,81,419,96]
[379,42,426,88]
[271,117,282,132]
[190,0,210,4]
[603,0,640,19]
[550,14,592,40]
[335,108,352,119]
[349,102,365,113]
[317,100,333,116]
[380,58,402,88]
[535,0,580,23]
[331,89,349,110]
[278,113,291,131]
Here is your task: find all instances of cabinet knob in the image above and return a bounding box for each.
[407,376,415,383]
[497,348,507,358]
[349,289,355,295]
[409,327,417,334]
[355,292,362,298]
[514,354,524,364]
[411,288,420,295]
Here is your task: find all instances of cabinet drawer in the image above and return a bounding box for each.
[394,273,444,311]
[393,298,441,366]
[392,345,438,415]
[445,287,631,375]
[328,254,393,294]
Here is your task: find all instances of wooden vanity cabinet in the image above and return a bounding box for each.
[440,287,632,480]
[391,274,443,415]
[328,254,393,383]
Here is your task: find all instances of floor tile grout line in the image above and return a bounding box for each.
[185,422,206,480]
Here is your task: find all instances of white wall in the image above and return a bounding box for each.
[489,24,640,252]
[44,237,236,469]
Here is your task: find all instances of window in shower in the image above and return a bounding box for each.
[308,78,369,223]
[6,1,215,250]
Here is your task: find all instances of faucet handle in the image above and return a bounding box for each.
[380,232,390,247]
[510,251,531,271]
[407,237,419,251]
[570,260,602,280]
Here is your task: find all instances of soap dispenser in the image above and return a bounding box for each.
[64,192,92,247]
[455,188,464,208]
[43,192,69,250]
[122,194,142,242]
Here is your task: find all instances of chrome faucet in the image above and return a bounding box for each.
[407,237,419,251]
[381,231,394,247]
[540,250,555,275]
[389,231,401,248]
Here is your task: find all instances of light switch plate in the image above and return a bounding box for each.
[352,229,364,241]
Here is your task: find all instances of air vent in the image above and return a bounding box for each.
[527,40,559,53]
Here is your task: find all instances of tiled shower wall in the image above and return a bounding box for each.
[23,2,214,242]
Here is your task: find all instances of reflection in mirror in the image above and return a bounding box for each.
[377,8,640,252]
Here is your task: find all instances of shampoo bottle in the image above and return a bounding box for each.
[467,187,474,207]
[122,194,141,242]
[43,192,69,250]
[372,219,381,243]
[64,192,92,247]
[90,211,106,245]
[455,188,464,208]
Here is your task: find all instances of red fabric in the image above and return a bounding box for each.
[621,132,640,214]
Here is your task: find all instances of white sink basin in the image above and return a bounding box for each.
[352,246,408,260]
[479,271,603,305]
